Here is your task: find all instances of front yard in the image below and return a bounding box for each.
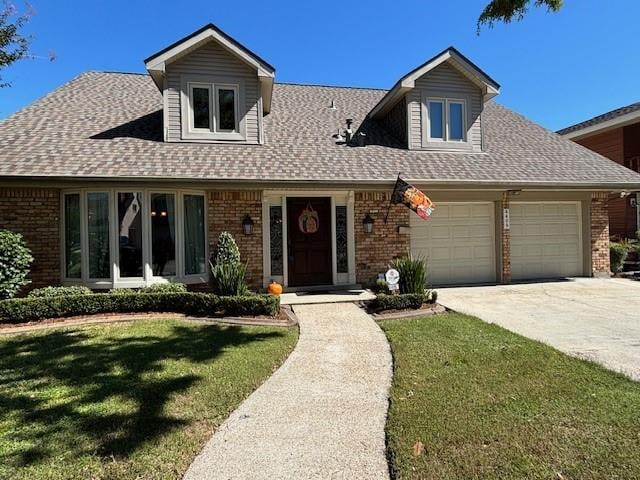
[0,319,297,480]
[381,313,640,480]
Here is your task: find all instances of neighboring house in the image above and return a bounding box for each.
[2,24,640,292]
[558,103,640,239]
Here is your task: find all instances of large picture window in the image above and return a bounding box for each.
[62,190,206,287]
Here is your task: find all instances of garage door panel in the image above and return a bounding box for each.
[511,202,581,281]
[410,202,496,286]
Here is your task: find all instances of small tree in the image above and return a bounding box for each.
[0,229,33,299]
[209,232,248,296]
[212,231,241,266]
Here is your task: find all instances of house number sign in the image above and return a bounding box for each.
[503,208,511,230]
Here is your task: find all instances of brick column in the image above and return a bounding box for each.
[354,192,409,286]
[590,192,611,277]
[0,187,61,291]
[208,191,263,289]
[500,192,511,283]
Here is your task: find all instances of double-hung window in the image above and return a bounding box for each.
[426,98,467,143]
[183,77,242,140]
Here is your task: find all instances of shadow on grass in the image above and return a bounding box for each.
[0,323,283,468]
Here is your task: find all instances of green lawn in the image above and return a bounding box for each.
[0,319,297,480]
[381,313,640,480]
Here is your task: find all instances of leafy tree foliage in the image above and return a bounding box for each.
[0,1,32,87]
[478,0,563,31]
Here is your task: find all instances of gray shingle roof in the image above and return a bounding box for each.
[1,71,640,188]
[558,101,640,136]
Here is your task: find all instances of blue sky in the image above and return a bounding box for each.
[0,0,637,131]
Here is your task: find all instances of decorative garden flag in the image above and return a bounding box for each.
[390,177,435,220]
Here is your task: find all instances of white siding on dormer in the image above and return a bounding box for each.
[164,41,261,143]
[407,63,483,151]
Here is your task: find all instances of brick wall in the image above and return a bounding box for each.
[354,191,409,285]
[208,191,263,289]
[0,188,61,291]
[591,192,611,277]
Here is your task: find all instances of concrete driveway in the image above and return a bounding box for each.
[438,278,640,381]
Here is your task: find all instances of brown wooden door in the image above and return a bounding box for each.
[287,197,332,287]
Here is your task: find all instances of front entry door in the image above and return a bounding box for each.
[287,197,332,287]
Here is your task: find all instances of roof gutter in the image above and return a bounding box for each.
[2,175,640,191]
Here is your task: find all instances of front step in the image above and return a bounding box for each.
[279,289,375,305]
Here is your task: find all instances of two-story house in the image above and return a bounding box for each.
[558,102,640,240]
[2,24,640,292]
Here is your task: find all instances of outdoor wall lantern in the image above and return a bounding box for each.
[242,214,254,235]
[363,213,375,234]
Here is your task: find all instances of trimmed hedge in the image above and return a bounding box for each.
[0,292,280,325]
[28,286,93,298]
[368,293,431,312]
[610,241,630,273]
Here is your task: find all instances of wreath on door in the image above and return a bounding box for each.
[298,203,319,234]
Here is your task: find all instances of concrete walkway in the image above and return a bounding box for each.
[438,278,640,381]
[183,302,392,480]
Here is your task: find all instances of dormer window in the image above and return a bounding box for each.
[181,76,245,142]
[426,97,466,143]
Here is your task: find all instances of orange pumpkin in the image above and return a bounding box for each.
[267,281,283,295]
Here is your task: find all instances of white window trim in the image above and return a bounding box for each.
[446,99,466,142]
[61,189,208,289]
[425,97,467,143]
[426,98,446,142]
[181,75,246,142]
[214,84,240,134]
[422,94,471,150]
[188,83,214,133]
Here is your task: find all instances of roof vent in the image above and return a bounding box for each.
[345,118,353,143]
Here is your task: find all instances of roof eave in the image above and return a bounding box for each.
[559,109,640,140]
[369,47,500,119]
[144,24,276,111]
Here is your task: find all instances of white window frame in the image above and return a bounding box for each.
[426,98,446,142]
[181,75,245,142]
[425,97,467,143]
[61,189,208,289]
[188,83,214,133]
[214,84,240,133]
[446,99,466,142]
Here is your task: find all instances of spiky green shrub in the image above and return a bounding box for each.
[391,255,428,294]
[0,230,33,300]
[28,285,92,298]
[210,261,249,297]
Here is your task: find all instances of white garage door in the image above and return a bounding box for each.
[510,202,582,280]
[410,203,496,286]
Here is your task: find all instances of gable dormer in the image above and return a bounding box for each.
[145,24,275,144]
[370,47,499,151]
